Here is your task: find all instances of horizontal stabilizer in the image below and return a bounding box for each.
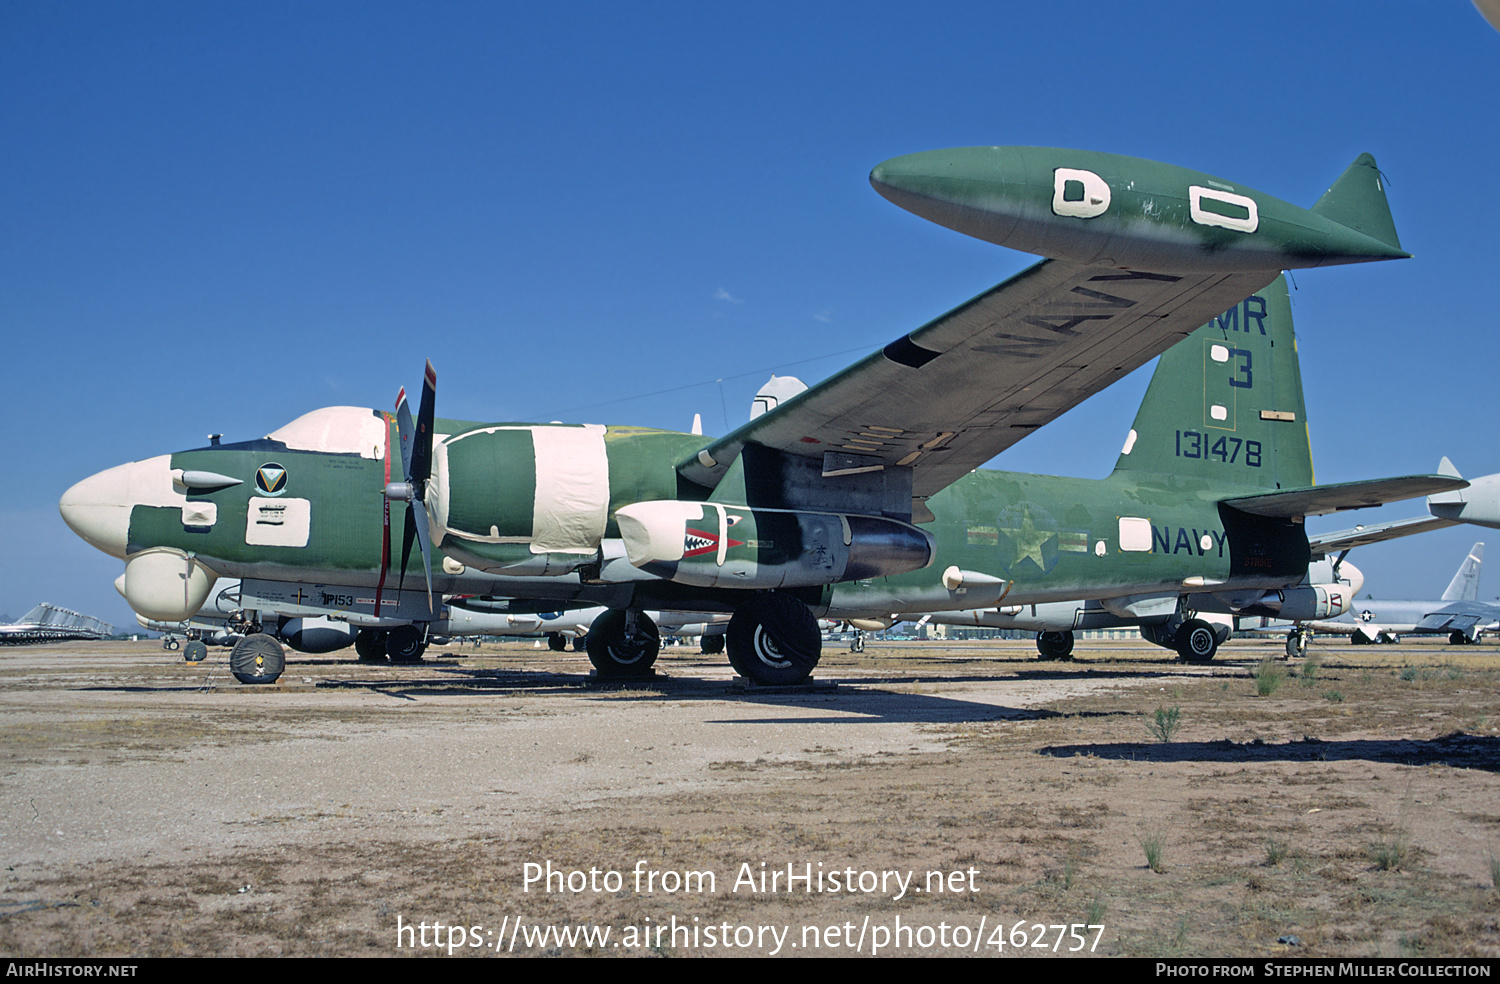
[1223,475,1468,519]
[1307,514,1456,558]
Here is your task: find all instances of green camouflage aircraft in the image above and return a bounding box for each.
[60,146,1462,685]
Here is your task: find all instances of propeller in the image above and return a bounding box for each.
[385,360,437,611]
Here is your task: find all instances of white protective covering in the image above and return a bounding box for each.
[267,407,387,460]
[530,425,610,554]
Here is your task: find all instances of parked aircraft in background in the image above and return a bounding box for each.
[0,604,114,645]
[1279,542,1495,653]
[60,145,1456,687]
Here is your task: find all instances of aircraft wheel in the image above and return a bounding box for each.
[571,635,586,652]
[1285,631,1307,660]
[164,638,180,651]
[700,633,725,655]
[354,629,388,662]
[230,633,285,685]
[586,610,659,676]
[547,633,567,652]
[1176,620,1219,662]
[183,640,208,663]
[850,632,865,654]
[1449,631,1471,646]
[726,594,821,686]
[1036,631,1075,660]
[386,625,427,663]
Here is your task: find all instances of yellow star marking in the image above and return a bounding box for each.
[1000,507,1054,570]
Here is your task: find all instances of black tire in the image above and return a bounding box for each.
[547,633,567,652]
[700,634,725,655]
[726,593,821,686]
[1176,619,1218,662]
[165,638,180,651]
[571,635,586,652]
[1449,631,1471,646]
[183,640,208,663]
[850,633,865,654]
[585,610,659,676]
[230,633,285,685]
[1285,632,1307,660]
[386,625,426,663]
[355,629,388,662]
[1036,631,1075,660]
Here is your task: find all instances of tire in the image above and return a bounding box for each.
[386,625,427,663]
[230,633,285,685]
[547,633,567,652]
[850,633,865,654]
[1449,631,1471,646]
[165,638,180,651]
[571,635,586,652]
[183,640,208,663]
[1285,631,1307,660]
[354,630,388,662]
[701,634,725,655]
[1036,631,1075,660]
[1176,619,1218,662]
[585,610,659,676]
[726,594,821,686]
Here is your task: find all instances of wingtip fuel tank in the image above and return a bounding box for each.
[870,146,1409,272]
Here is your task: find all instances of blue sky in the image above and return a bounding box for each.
[5,1,1499,627]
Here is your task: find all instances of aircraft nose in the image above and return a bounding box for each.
[59,455,174,560]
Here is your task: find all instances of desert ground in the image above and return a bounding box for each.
[2,633,1498,958]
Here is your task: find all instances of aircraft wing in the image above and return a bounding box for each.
[678,260,1275,502]
[1307,515,1456,558]
[1222,476,1468,519]
[1414,603,1500,634]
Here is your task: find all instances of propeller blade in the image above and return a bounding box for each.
[395,387,416,484]
[392,361,438,613]
[410,360,436,488]
[411,502,435,612]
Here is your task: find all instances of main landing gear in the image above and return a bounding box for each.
[586,594,824,686]
[586,609,660,677]
[725,593,821,686]
[1174,619,1221,662]
[1035,631,1075,660]
[1285,629,1309,660]
[1141,616,1226,662]
[353,627,430,663]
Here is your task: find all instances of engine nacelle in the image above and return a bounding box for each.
[614,501,932,589]
[1240,584,1350,621]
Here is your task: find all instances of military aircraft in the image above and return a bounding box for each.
[1278,542,1496,651]
[60,145,1461,687]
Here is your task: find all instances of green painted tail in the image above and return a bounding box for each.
[1111,274,1313,491]
[1309,153,1404,254]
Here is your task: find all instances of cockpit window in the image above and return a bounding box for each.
[265,407,387,459]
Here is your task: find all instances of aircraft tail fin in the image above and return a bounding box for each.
[750,375,807,421]
[1309,153,1404,254]
[1111,274,1312,491]
[1441,542,1484,602]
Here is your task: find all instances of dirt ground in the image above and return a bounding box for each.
[2,634,1498,958]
